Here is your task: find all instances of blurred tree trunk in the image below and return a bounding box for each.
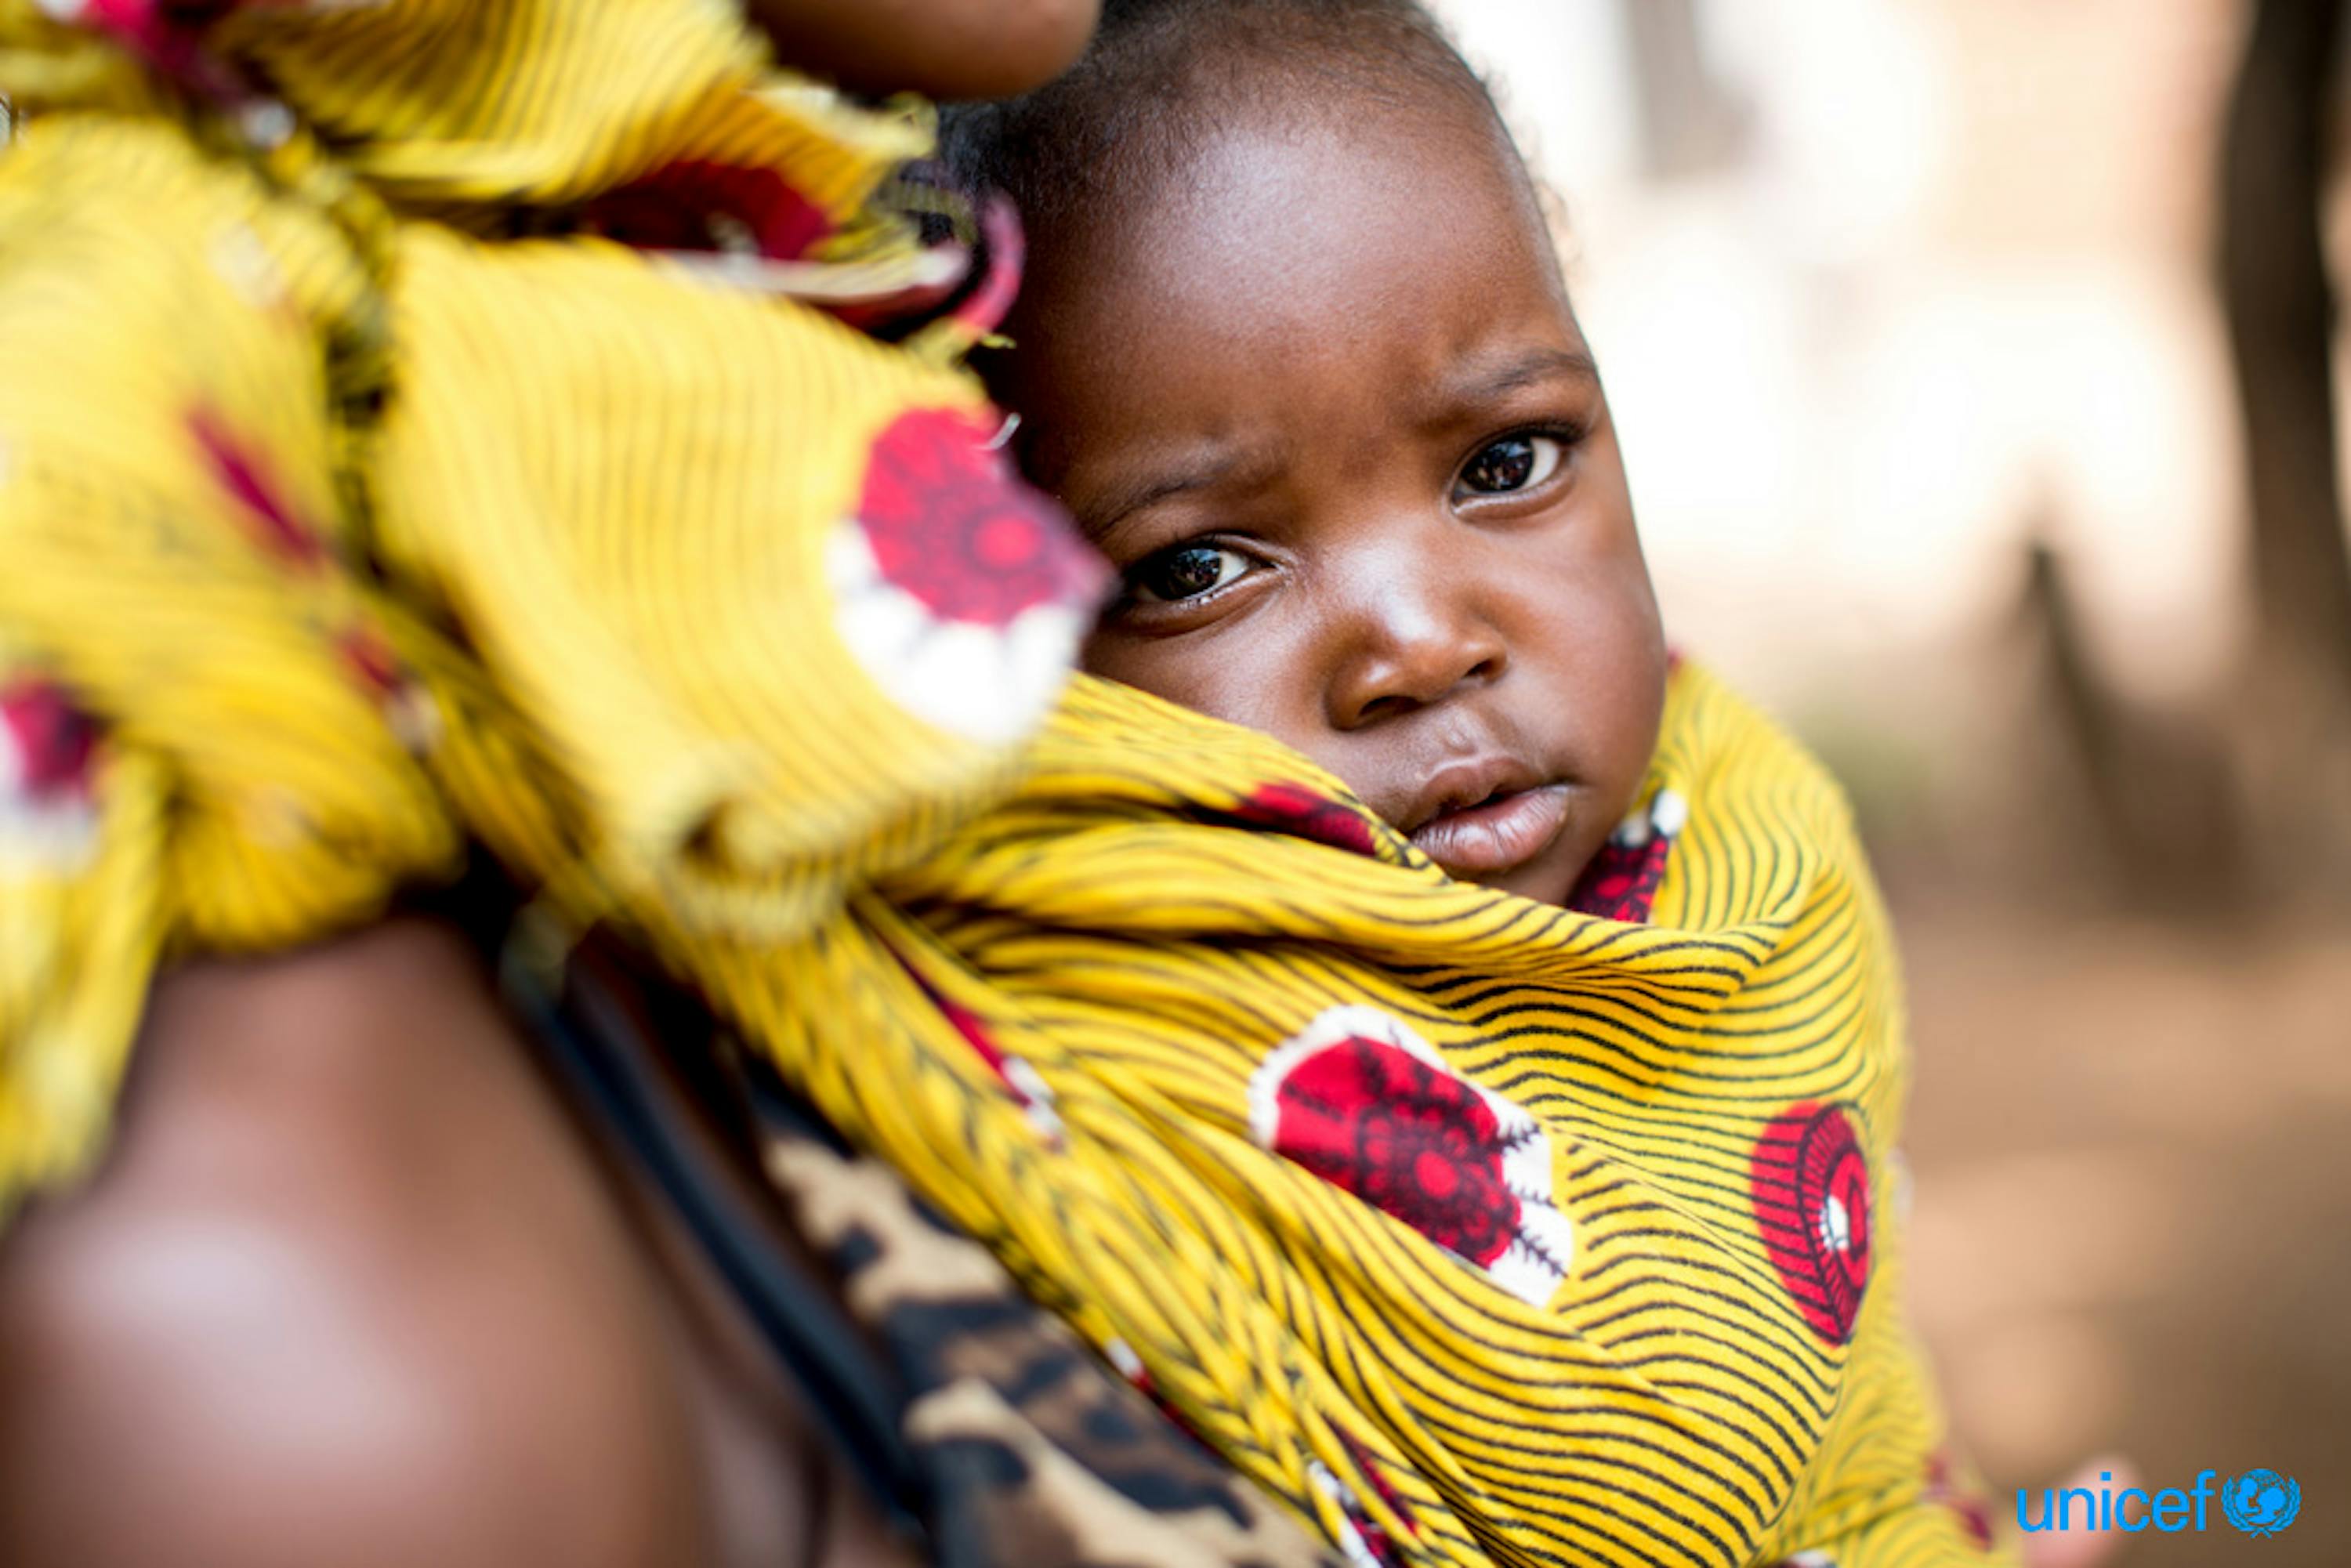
[2219,0,2351,889]
[2222,0,2351,689]
[1621,0,1748,180]
[2024,532,2242,911]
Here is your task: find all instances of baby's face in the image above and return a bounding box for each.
[1001,81,1666,905]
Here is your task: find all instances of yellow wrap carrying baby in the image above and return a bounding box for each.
[0,5,2006,1566]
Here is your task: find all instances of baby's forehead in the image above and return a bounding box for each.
[1027,85,1567,356]
[979,13,1531,264]
[942,5,1569,366]
[1004,112,1587,516]
[1128,45,1534,230]
[973,21,1578,483]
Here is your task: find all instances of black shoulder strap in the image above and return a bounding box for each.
[497,914,931,1546]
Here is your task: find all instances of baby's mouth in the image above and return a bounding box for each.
[1406,782,1575,879]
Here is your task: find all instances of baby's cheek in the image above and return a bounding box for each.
[1078,616,1327,751]
[1532,560,1668,799]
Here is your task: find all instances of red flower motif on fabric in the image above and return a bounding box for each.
[1,680,96,802]
[188,408,326,568]
[828,408,1100,744]
[1222,782,1381,857]
[2,679,101,865]
[1273,1036,1515,1266]
[333,625,438,749]
[337,625,401,695]
[1249,1007,1572,1305]
[853,408,1103,628]
[1924,1448,1997,1551]
[1750,1103,1873,1346]
[583,160,834,262]
[1099,1337,1224,1461]
[1566,787,1684,923]
[893,949,1063,1143]
[45,0,218,88]
[1335,1432,1421,1566]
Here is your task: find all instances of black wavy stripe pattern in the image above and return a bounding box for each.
[773,666,2001,1568]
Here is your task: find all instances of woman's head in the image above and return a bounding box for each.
[944,0,1666,906]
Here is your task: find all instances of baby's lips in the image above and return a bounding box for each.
[1407,783,1572,878]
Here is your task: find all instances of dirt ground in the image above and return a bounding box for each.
[1889,885,2351,1566]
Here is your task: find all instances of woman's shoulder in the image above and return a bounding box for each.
[0,918,733,1567]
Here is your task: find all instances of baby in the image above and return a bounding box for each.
[937,2,2009,1565]
[951,0,1665,911]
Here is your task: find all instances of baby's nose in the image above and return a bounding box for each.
[1324,578,1508,730]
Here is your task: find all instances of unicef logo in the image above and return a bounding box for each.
[2222,1470,2300,1538]
[2018,1466,2306,1537]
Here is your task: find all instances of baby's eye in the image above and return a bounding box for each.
[1456,433,1564,497]
[1127,543,1255,603]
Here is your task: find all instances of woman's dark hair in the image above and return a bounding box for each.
[935,0,1502,242]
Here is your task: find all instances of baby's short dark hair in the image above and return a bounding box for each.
[936,0,1502,242]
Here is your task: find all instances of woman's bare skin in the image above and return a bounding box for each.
[744,0,1102,101]
[0,919,915,1568]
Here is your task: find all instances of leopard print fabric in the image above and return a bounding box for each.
[761,1131,1345,1568]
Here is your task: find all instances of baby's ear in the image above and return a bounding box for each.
[744,0,1104,102]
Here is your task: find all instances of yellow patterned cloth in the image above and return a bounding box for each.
[0,5,2005,1566]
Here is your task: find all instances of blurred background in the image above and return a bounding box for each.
[1428,1,2351,1560]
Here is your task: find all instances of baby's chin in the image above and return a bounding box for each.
[1480,854,1585,907]
[1468,825,1604,908]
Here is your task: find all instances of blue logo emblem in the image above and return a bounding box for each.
[2221,1470,2300,1537]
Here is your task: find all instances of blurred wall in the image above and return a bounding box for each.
[1440,0,2244,719]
